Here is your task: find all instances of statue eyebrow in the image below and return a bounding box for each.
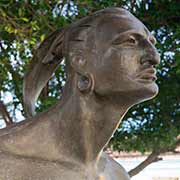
[70,39,85,42]
[112,29,157,45]
[79,24,92,28]
[112,30,144,44]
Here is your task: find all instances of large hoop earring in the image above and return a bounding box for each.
[77,74,94,94]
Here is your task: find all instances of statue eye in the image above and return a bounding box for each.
[112,35,137,46]
[124,37,136,45]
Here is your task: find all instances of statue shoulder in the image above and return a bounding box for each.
[0,118,33,137]
[98,152,130,180]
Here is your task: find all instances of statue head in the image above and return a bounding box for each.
[24,8,160,116]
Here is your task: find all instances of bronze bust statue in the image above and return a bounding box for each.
[0,8,160,180]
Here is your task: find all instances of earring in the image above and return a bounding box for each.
[77,74,92,93]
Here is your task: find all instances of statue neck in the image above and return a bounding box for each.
[56,90,130,164]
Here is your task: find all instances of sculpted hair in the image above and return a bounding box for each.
[23,8,128,117]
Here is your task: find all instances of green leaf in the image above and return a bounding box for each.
[20,17,29,22]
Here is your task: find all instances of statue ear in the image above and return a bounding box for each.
[70,54,86,74]
[71,55,94,93]
[77,74,94,93]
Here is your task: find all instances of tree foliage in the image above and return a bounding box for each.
[0,0,180,160]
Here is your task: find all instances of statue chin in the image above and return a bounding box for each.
[137,82,159,104]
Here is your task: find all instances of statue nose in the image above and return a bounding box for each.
[141,42,160,66]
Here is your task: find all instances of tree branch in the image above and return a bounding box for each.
[0,101,13,126]
[128,150,162,177]
[2,58,23,106]
[128,137,180,177]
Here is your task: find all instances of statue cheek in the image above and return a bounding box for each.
[102,48,123,68]
[120,52,140,75]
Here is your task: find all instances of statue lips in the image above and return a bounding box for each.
[136,67,157,83]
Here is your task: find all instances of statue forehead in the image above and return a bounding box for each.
[95,14,150,43]
[64,9,152,57]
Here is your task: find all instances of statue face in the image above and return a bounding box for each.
[91,13,160,104]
